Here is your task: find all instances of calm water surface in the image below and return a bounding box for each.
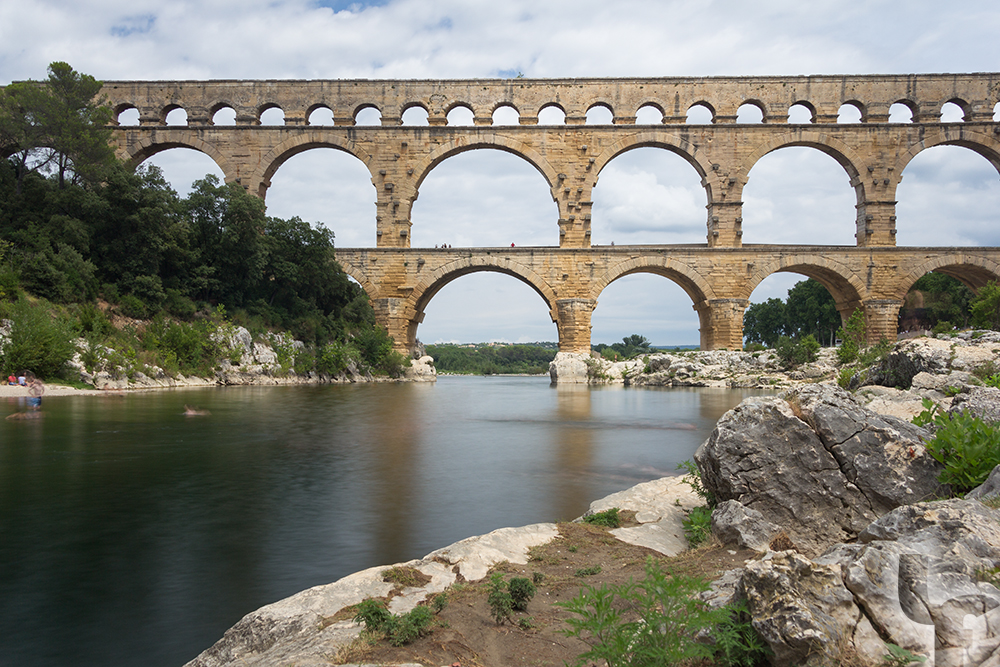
[0,377,763,667]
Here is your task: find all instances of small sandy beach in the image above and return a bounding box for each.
[0,382,104,398]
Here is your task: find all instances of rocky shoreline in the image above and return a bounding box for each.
[183,332,1000,666]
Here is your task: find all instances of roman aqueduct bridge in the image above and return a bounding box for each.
[101,74,1000,352]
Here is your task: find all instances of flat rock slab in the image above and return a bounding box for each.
[187,477,698,667]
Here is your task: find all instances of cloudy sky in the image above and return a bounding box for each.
[2,0,999,346]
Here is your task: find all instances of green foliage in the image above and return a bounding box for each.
[352,598,437,647]
[575,565,603,577]
[508,577,537,611]
[742,297,787,347]
[713,601,772,667]
[774,334,820,369]
[971,281,1000,331]
[911,398,941,427]
[682,505,713,547]
[557,558,728,667]
[924,410,1000,493]
[353,598,393,632]
[583,507,621,528]
[857,337,895,367]
[837,367,855,389]
[743,279,840,347]
[430,593,448,613]
[678,459,715,507]
[902,273,974,331]
[517,616,535,630]
[837,309,867,364]
[985,375,1000,390]
[1,299,76,378]
[932,320,954,335]
[425,342,556,375]
[883,643,927,666]
[487,572,514,625]
[592,334,653,361]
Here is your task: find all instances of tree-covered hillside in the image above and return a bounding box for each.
[0,63,405,380]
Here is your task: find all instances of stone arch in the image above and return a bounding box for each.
[893,128,1000,178]
[161,104,186,125]
[788,100,816,123]
[742,254,867,309]
[411,136,560,194]
[839,100,865,123]
[591,131,714,198]
[334,260,381,303]
[733,131,867,204]
[254,134,376,198]
[490,101,520,115]
[688,100,716,116]
[403,256,559,347]
[894,254,1000,300]
[943,98,971,122]
[635,100,666,116]
[589,256,715,306]
[112,103,137,124]
[737,100,767,123]
[119,133,234,182]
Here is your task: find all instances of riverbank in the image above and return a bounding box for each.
[185,330,1000,666]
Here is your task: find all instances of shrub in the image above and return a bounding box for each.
[924,410,1000,493]
[678,459,715,507]
[118,294,148,319]
[932,320,954,336]
[682,505,713,547]
[836,309,867,364]
[353,598,392,632]
[713,601,772,667]
[774,334,819,369]
[558,558,728,667]
[487,572,513,625]
[583,507,621,528]
[971,281,1000,331]
[508,577,536,611]
[1,299,76,378]
[837,367,855,389]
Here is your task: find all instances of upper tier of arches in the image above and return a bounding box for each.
[101,74,1000,128]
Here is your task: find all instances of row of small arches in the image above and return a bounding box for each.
[115,99,1000,127]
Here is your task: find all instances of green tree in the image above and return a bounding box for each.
[0,62,115,192]
[742,298,787,347]
[785,279,840,345]
[971,281,1000,331]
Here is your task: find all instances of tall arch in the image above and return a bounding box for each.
[895,255,1000,300]
[592,131,713,195]
[120,134,234,184]
[893,129,1000,178]
[733,132,867,204]
[403,257,559,349]
[411,135,559,192]
[254,135,376,198]
[589,256,715,305]
[742,254,866,307]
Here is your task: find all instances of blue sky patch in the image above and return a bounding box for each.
[110,14,156,37]
[311,0,388,11]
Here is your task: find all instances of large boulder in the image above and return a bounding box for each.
[738,499,1000,666]
[950,386,1000,423]
[695,384,947,555]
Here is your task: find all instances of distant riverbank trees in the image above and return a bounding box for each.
[426,343,556,375]
[0,63,406,380]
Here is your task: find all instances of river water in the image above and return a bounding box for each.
[0,377,762,667]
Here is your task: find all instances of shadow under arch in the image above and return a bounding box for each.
[254,136,375,198]
[118,132,233,182]
[733,131,867,206]
[742,255,867,314]
[410,135,560,194]
[404,257,559,349]
[893,128,1000,179]
[895,255,1000,300]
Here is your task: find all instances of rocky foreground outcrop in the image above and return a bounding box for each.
[696,384,948,556]
[700,382,1000,666]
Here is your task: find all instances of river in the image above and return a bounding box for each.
[0,377,763,667]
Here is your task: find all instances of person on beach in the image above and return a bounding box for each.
[25,372,44,410]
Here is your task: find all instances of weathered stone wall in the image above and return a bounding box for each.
[93,75,1000,352]
[334,245,1000,352]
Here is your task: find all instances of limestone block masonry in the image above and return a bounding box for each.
[87,74,1000,353]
